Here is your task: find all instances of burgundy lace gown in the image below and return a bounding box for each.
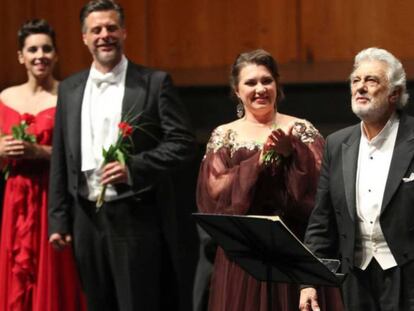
[197,121,344,311]
[0,102,85,311]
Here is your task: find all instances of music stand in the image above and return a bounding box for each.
[193,213,344,311]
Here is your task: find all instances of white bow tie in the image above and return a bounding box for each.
[89,71,119,88]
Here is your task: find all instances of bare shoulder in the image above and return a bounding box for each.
[209,119,243,138]
[216,119,242,132]
[277,113,305,125]
[0,84,25,104]
[206,120,241,152]
[278,113,318,128]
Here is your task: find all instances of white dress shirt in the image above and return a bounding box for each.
[354,113,399,270]
[80,55,128,201]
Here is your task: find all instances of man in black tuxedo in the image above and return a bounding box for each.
[299,48,414,311]
[48,1,194,310]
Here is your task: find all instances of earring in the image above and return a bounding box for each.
[236,102,244,118]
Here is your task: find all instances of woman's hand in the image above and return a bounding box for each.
[268,128,293,157]
[0,137,51,160]
[261,126,294,160]
[0,135,13,158]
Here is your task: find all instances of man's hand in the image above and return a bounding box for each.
[101,161,128,185]
[49,233,72,250]
[299,287,320,311]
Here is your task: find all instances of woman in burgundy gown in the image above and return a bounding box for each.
[197,49,343,311]
[0,19,84,311]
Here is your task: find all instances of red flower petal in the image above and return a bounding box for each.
[21,113,35,125]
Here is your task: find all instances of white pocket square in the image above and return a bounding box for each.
[402,172,414,182]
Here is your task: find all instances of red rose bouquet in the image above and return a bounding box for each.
[95,110,161,212]
[96,121,134,209]
[262,142,282,167]
[3,113,36,179]
[261,127,283,169]
[14,113,36,143]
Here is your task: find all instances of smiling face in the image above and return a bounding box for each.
[82,10,126,72]
[18,33,57,80]
[235,64,277,118]
[350,60,397,123]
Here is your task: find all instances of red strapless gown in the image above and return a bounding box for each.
[0,102,85,311]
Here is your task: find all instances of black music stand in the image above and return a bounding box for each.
[193,213,344,311]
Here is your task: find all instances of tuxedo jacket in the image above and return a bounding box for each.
[48,60,194,237]
[304,112,414,273]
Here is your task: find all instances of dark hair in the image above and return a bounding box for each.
[80,0,124,32]
[230,49,285,105]
[17,19,56,50]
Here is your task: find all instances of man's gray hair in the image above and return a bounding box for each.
[352,47,409,109]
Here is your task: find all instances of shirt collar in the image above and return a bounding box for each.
[360,112,399,146]
[89,55,128,87]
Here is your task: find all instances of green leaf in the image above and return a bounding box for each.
[2,164,10,180]
[12,126,22,139]
[107,145,116,156]
[115,149,126,165]
[27,135,36,143]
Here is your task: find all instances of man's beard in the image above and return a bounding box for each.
[351,97,390,122]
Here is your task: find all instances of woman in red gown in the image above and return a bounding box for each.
[0,19,85,311]
[197,49,344,311]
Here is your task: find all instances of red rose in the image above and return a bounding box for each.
[118,122,133,137]
[21,113,35,125]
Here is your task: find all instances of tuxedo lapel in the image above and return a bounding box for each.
[67,72,88,168]
[381,114,414,212]
[121,62,146,124]
[342,125,361,222]
[117,62,148,199]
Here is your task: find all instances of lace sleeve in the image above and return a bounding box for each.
[283,120,325,222]
[197,127,261,215]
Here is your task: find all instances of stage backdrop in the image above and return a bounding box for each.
[2,0,414,87]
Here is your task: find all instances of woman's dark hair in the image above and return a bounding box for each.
[18,19,56,50]
[230,49,285,105]
[80,0,124,33]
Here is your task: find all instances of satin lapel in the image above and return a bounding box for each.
[121,62,146,123]
[342,126,361,222]
[67,72,88,168]
[381,115,414,212]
